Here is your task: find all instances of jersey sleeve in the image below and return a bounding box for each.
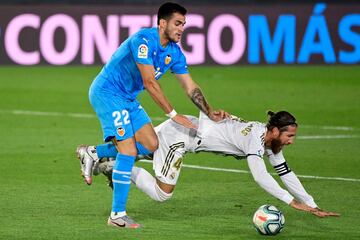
[266,149,318,208]
[170,50,189,74]
[247,155,294,204]
[130,35,154,65]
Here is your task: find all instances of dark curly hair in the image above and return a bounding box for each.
[266,110,298,132]
[157,2,187,25]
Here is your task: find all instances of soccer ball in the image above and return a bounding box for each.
[253,205,285,235]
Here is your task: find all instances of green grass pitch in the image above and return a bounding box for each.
[0,66,359,239]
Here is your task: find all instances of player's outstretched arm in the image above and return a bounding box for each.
[267,150,320,207]
[289,199,340,218]
[137,63,196,129]
[175,73,229,121]
[267,150,340,218]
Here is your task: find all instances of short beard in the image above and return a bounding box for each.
[270,139,283,154]
[164,28,177,43]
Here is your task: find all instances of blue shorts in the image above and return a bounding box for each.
[89,89,151,142]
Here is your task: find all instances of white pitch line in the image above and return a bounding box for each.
[9,110,95,119]
[301,125,355,131]
[297,135,359,139]
[12,110,63,117]
[139,160,360,182]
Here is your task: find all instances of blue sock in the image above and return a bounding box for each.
[96,143,118,158]
[96,142,151,159]
[112,153,136,213]
[136,142,153,155]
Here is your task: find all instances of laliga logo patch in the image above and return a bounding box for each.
[165,55,171,65]
[138,44,148,59]
[117,127,126,137]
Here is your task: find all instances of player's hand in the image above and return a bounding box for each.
[311,208,340,218]
[289,199,313,212]
[290,200,340,218]
[171,114,197,129]
[208,109,230,122]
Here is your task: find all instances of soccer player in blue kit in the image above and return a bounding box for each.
[76,2,228,228]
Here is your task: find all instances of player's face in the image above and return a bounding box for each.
[279,125,297,145]
[270,125,297,154]
[164,12,186,43]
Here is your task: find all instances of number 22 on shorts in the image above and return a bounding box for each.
[112,110,130,127]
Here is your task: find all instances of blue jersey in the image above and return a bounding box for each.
[91,27,189,100]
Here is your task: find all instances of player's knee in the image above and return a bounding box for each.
[118,148,137,157]
[114,139,138,156]
[155,183,173,202]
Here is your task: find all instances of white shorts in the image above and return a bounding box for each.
[153,116,198,185]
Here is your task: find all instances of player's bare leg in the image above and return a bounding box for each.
[134,123,159,153]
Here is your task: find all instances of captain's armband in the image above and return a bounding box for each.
[273,162,292,176]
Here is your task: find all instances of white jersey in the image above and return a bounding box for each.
[194,112,266,159]
[153,112,317,208]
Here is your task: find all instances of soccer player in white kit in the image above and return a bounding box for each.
[88,111,340,217]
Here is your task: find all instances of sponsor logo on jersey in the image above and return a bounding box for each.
[117,127,125,137]
[165,54,171,65]
[142,37,149,44]
[138,44,148,59]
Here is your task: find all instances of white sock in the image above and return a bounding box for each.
[131,166,172,202]
[110,211,126,218]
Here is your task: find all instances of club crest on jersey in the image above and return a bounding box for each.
[170,172,176,180]
[138,44,148,59]
[165,55,171,65]
[117,127,126,137]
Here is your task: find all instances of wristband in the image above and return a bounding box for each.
[165,109,177,118]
